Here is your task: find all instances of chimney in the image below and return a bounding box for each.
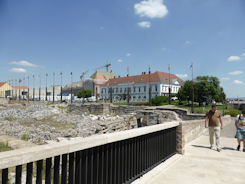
[118,76,120,78]
[127,74,129,77]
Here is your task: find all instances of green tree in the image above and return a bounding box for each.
[177,80,192,102]
[177,76,226,105]
[77,89,92,99]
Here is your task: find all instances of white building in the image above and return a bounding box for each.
[99,71,184,101]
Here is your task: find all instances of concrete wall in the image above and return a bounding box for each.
[176,115,231,154]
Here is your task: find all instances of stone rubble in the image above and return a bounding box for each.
[0,104,137,144]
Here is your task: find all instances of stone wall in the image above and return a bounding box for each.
[0,98,9,105]
[68,103,147,115]
[176,115,231,154]
[228,103,245,112]
[68,103,111,114]
[154,107,205,120]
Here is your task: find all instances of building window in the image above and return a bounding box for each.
[139,87,141,92]
[120,88,122,93]
[133,87,136,92]
[144,86,146,92]
[155,85,157,91]
[116,88,118,93]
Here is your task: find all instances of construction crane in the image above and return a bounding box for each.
[80,70,89,81]
[96,63,112,72]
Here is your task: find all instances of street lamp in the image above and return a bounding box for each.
[60,72,63,103]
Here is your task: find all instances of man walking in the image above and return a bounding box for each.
[205,104,223,152]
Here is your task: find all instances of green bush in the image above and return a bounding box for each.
[77,89,92,98]
[152,96,169,106]
[225,109,242,117]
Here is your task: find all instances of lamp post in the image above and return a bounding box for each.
[168,64,171,105]
[70,72,73,104]
[46,73,48,101]
[39,74,41,101]
[60,72,63,103]
[148,65,152,106]
[53,72,55,103]
[33,75,35,102]
[27,76,29,102]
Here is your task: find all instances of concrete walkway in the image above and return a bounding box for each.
[133,134,245,184]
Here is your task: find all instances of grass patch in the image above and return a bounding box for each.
[21,134,29,141]
[57,105,67,110]
[0,142,12,152]
[4,116,17,121]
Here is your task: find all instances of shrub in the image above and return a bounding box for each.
[21,134,29,141]
[152,96,169,106]
[225,109,242,117]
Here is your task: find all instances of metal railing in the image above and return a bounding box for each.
[0,122,178,184]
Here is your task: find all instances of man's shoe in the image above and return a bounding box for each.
[217,148,222,152]
[210,146,215,150]
[237,145,240,151]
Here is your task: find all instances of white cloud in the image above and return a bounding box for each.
[176,74,188,79]
[227,56,241,62]
[221,77,230,81]
[137,21,151,28]
[241,53,245,56]
[228,70,243,75]
[117,59,123,63]
[9,68,27,73]
[233,80,243,84]
[100,26,104,30]
[126,53,131,57]
[10,60,37,67]
[185,40,191,45]
[134,0,168,19]
[161,47,167,51]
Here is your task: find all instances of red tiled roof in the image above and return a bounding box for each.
[101,71,184,86]
[12,86,28,90]
[96,75,105,80]
[0,82,6,87]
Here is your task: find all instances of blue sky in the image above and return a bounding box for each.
[0,0,245,98]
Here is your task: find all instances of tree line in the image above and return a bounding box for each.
[177,76,226,105]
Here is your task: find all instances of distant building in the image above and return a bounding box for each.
[0,82,28,98]
[0,82,12,98]
[84,71,117,97]
[99,71,184,101]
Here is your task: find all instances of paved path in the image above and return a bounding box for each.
[133,119,245,184]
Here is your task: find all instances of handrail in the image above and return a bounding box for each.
[0,121,179,169]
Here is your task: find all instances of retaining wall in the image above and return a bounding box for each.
[176,115,231,154]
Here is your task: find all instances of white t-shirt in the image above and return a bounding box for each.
[236,114,245,129]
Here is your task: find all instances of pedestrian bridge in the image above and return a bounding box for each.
[1,118,243,184]
[0,121,178,184]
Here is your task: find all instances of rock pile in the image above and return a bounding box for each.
[0,104,137,144]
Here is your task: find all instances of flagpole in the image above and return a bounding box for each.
[168,64,171,105]
[191,62,194,113]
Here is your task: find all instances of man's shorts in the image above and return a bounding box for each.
[235,128,245,140]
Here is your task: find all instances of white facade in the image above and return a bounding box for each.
[100,81,181,102]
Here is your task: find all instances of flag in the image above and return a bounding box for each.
[168,64,170,72]
[190,63,193,69]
